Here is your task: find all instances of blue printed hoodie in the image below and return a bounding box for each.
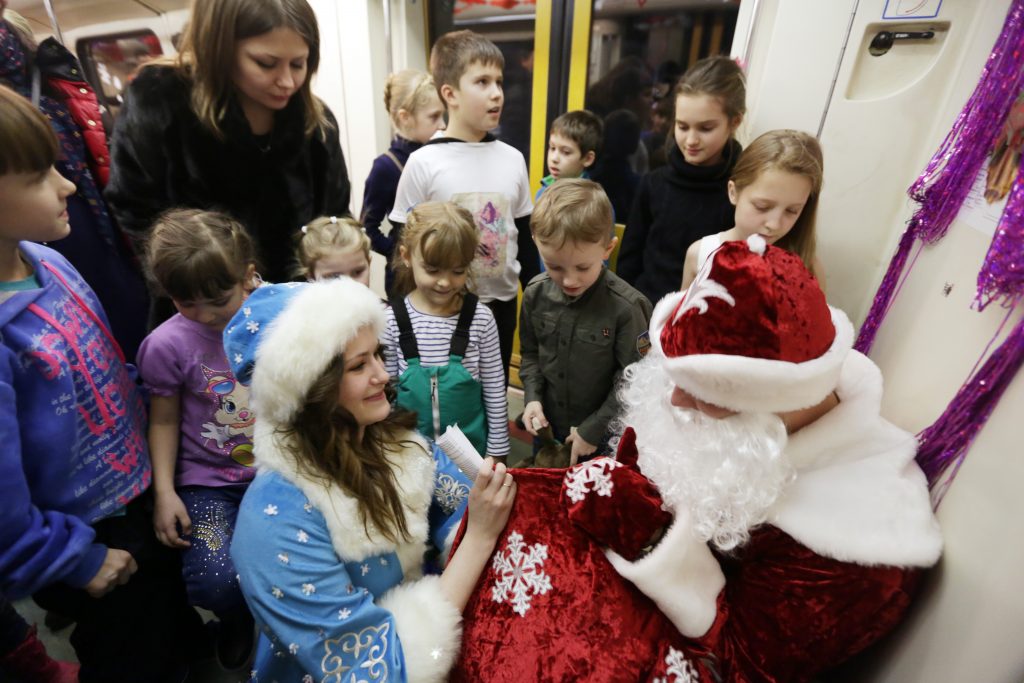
[0,242,151,598]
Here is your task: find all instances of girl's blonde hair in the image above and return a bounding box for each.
[730,129,824,269]
[294,216,371,279]
[392,202,478,298]
[145,208,257,301]
[383,70,439,132]
[167,0,328,140]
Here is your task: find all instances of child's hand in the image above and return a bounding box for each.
[566,427,598,467]
[523,401,548,436]
[153,491,192,549]
[465,457,516,544]
[84,548,138,598]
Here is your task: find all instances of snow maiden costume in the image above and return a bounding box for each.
[450,237,943,682]
[225,279,473,682]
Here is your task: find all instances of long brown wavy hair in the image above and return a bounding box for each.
[281,352,422,544]
[167,0,329,139]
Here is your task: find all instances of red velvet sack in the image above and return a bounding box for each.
[449,466,712,682]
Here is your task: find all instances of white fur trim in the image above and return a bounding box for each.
[253,421,434,571]
[650,292,854,413]
[606,510,725,638]
[768,352,943,567]
[250,278,385,425]
[378,575,462,682]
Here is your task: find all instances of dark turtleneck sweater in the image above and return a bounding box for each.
[617,139,741,304]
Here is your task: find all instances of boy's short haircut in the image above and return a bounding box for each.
[531,178,614,248]
[0,84,58,175]
[550,110,604,158]
[430,30,505,92]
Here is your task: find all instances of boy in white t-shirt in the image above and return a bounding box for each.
[390,30,539,381]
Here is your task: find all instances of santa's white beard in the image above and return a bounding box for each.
[615,354,793,552]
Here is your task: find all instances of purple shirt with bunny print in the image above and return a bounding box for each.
[137,314,256,488]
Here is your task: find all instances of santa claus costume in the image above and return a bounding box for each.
[450,236,942,682]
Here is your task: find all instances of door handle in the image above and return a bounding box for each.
[869,30,935,56]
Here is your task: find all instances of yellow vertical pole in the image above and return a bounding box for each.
[566,0,593,111]
[528,0,553,196]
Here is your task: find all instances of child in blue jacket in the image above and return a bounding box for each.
[0,83,203,682]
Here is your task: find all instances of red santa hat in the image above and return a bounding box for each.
[650,235,854,414]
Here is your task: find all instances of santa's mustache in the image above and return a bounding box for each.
[615,354,792,551]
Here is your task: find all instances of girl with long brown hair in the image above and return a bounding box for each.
[225,277,515,681]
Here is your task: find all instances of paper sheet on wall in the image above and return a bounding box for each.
[956,166,1008,238]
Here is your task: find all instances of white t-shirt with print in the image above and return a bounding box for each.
[389,139,533,302]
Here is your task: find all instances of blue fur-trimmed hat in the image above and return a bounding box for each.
[223,279,386,426]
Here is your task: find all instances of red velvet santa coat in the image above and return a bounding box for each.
[451,352,942,682]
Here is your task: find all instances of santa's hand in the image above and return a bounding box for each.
[566,427,597,466]
[561,457,672,560]
[523,401,548,436]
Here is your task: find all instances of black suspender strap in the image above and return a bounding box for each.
[450,293,478,357]
[389,297,420,360]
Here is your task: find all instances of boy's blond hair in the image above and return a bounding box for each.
[550,110,604,160]
[531,178,614,248]
[429,30,504,94]
[294,216,371,279]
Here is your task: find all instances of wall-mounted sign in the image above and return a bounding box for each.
[883,0,943,20]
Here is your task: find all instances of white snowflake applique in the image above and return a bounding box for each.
[296,530,309,543]
[361,563,370,576]
[233,353,243,365]
[302,676,314,683]
[277,553,289,564]
[380,557,389,567]
[338,608,351,620]
[434,473,471,515]
[288,642,299,655]
[270,586,283,599]
[491,531,552,616]
[263,504,278,516]
[303,502,313,513]
[653,647,700,683]
[563,457,623,503]
[243,306,252,317]
[301,583,316,596]
[246,320,260,334]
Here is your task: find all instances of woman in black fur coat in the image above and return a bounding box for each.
[106,0,350,286]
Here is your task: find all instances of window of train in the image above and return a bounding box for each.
[586,0,739,178]
[75,30,162,116]
[428,1,536,164]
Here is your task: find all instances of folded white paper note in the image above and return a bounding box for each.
[436,424,485,481]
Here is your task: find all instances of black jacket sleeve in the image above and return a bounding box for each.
[319,105,351,218]
[516,214,540,289]
[616,174,653,285]
[104,70,177,248]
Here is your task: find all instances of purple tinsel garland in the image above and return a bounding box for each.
[917,305,1024,502]
[976,167,1024,309]
[856,0,1024,353]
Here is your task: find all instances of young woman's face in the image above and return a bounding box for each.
[0,166,75,245]
[312,247,371,287]
[729,169,812,244]
[673,93,738,167]
[232,27,309,116]
[402,92,446,144]
[336,326,391,432]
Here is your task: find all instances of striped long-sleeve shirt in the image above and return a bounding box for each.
[381,297,510,457]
